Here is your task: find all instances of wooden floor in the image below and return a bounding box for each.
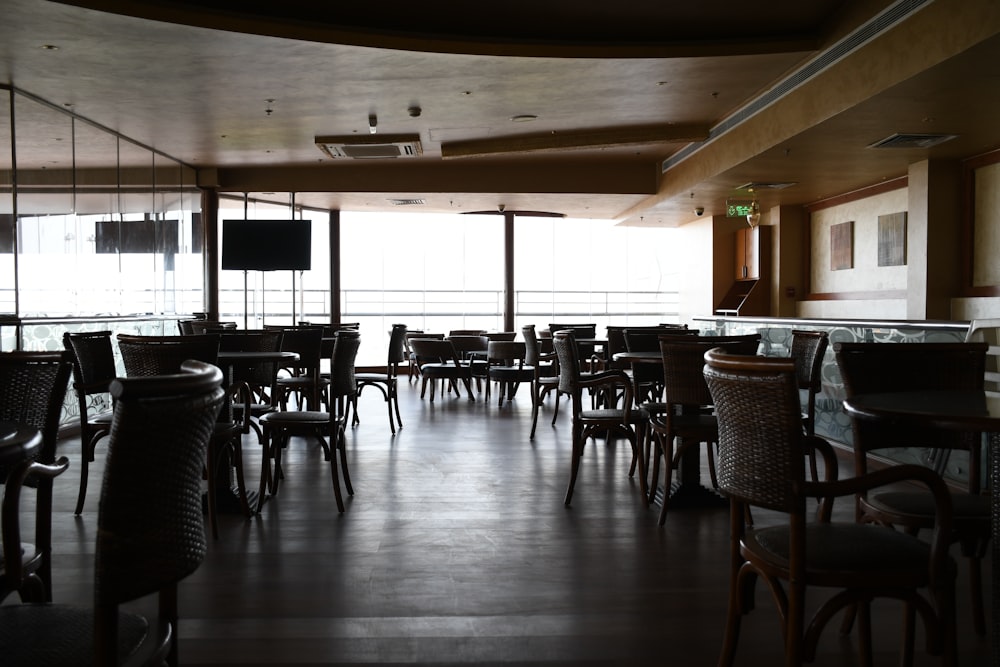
[39,377,992,666]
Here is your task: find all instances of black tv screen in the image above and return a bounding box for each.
[221,219,312,271]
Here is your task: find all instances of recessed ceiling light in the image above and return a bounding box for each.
[510,114,538,123]
[40,44,59,51]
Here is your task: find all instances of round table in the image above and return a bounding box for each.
[0,421,43,466]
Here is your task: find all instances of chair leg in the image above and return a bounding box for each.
[529,382,541,439]
[75,439,91,516]
[564,422,584,506]
[390,380,403,432]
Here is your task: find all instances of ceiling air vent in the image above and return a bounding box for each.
[315,134,423,159]
[735,181,797,191]
[867,133,958,149]
[389,198,425,206]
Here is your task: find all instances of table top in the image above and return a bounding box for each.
[612,350,661,363]
[0,421,43,466]
[218,351,300,364]
[843,390,1000,432]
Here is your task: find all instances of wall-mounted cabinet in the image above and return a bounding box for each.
[735,226,762,280]
[717,226,770,316]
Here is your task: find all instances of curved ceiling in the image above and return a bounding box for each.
[4,0,1000,225]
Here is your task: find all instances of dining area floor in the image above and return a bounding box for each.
[36,375,993,665]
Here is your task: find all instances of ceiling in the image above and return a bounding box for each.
[2,0,1000,225]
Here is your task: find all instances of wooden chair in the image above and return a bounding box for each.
[0,351,73,604]
[259,329,360,512]
[0,360,225,667]
[448,334,490,393]
[485,340,533,406]
[704,348,957,667]
[272,326,328,411]
[409,337,476,402]
[354,323,408,434]
[835,340,990,636]
[552,330,648,506]
[117,333,245,538]
[523,324,559,439]
[220,329,284,445]
[62,330,118,515]
[647,334,761,524]
[789,329,829,437]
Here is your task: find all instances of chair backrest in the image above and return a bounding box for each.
[965,318,1000,396]
[487,340,526,366]
[703,349,806,513]
[409,338,462,367]
[522,325,543,366]
[448,329,486,336]
[0,351,74,464]
[387,323,409,366]
[94,360,224,660]
[117,333,222,376]
[188,320,237,335]
[789,329,828,392]
[448,334,489,358]
[659,336,760,408]
[275,326,324,374]
[834,341,987,461]
[485,331,517,342]
[328,330,361,399]
[63,330,117,398]
[552,330,583,393]
[690,333,761,355]
[548,323,596,339]
[623,325,696,352]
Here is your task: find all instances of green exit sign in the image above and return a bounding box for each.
[726,198,754,218]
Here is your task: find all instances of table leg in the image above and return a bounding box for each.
[655,436,727,510]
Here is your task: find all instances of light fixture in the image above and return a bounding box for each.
[746,190,760,228]
[368,113,377,134]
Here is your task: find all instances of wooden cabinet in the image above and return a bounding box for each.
[735,226,761,281]
[717,226,770,317]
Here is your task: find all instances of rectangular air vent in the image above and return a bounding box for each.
[315,134,423,159]
[735,181,797,191]
[867,133,958,149]
[389,198,425,206]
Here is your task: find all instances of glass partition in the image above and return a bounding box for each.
[4,87,202,324]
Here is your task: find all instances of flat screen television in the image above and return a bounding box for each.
[221,219,312,271]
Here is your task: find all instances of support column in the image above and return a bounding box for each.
[329,209,341,326]
[907,159,961,319]
[200,187,220,319]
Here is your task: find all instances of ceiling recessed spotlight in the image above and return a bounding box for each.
[510,114,538,123]
[40,44,59,51]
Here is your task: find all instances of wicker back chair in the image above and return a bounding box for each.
[63,330,118,515]
[0,360,224,666]
[117,332,242,538]
[789,330,829,437]
[220,329,284,444]
[0,351,73,603]
[552,330,648,506]
[354,323,408,434]
[647,334,760,523]
[835,340,989,635]
[523,324,559,439]
[703,348,957,666]
[259,329,360,513]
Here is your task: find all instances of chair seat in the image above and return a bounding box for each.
[0,603,162,665]
[355,371,390,383]
[90,410,115,425]
[579,407,649,423]
[260,410,331,427]
[489,366,535,382]
[745,523,945,584]
[866,491,990,524]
